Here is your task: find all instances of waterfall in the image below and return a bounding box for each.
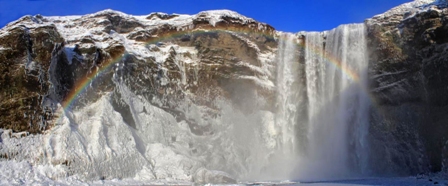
[275,24,370,180]
[275,33,300,155]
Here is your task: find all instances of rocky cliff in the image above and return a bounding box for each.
[0,0,448,183]
[0,10,276,134]
[366,0,448,174]
[0,9,280,182]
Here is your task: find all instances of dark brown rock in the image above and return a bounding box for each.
[0,24,64,133]
[366,2,448,174]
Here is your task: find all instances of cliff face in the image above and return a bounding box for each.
[1,0,448,182]
[0,10,280,181]
[0,23,64,133]
[366,0,448,174]
[0,10,276,134]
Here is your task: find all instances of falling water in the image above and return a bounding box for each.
[275,24,370,180]
[275,33,300,155]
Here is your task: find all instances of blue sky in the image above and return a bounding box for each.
[0,0,411,32]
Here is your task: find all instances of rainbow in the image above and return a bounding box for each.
[61,54,127,110]
[293,33,383,117]
[61,27,366,112]
[295,37,360,82]
[61,27,275,111]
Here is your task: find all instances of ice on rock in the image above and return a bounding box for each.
[63,46,76,65]
[193,167,237,184]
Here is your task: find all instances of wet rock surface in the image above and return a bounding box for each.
[366,1,448,174]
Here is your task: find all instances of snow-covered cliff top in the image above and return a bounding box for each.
[3,9,270,32]
[367,0,447,24]
[0,9,275,64]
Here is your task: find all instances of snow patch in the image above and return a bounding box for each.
[368,0,447,25]
[0,46,10,51]
[194,10,252,27]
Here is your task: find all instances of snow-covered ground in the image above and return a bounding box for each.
[293,177,448,186]
[0,160,191,185]
[0,160,446,186]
